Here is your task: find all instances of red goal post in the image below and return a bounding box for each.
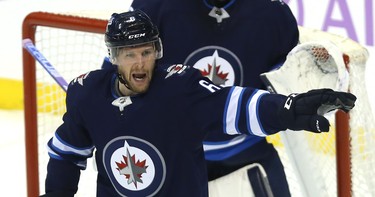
[22,12,107,197]
[22,12,375,197]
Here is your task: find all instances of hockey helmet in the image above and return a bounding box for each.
[105,10,163,63]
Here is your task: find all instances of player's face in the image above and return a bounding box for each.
[117,43,157,95]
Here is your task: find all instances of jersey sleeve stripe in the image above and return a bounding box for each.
[51,133,95,157]
[246,90,269,137]
[47,146,63,160]
[203,135,247,151]
[223,86,244,135]
[47,145,88,169]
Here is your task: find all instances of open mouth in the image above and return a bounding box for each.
[132,73,147,81]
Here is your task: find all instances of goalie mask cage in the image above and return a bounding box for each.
[22,12,375,197]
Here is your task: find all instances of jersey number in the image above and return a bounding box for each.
[199,80,221,93]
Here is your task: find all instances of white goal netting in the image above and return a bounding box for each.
[265,26,375,197]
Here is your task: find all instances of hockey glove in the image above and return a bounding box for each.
[279,88,356,132]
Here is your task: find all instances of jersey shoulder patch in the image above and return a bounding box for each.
[164,64,190,79]
[71,71,91,87]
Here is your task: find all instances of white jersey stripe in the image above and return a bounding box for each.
[51,133,95,156]
[224,87,244,135]
[247,90,269,137]
[47,146,62,159]
[48,146,88,169]
[203,135,247,151]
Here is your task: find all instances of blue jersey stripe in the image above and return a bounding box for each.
[51,133,95,157]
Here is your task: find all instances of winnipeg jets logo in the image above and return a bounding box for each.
[185,46,243,86]
[199,51,229,86]
[115,142,148,188]
[72,72,90,86]
[112,96,132,111]
[103,136,166,196]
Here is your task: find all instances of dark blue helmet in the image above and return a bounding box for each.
[105,9,163,63]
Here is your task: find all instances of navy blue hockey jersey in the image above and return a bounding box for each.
[45,65,287,196]
[130,0,299,161]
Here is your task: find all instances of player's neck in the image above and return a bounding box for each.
[118,81,137,97]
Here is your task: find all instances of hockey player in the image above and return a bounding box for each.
[41,10,356,197]
[129,0,299,195]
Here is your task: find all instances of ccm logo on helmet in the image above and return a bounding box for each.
[129,33,146,39]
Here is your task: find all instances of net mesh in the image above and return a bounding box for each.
[266,26,375,197]
[299,27,375,196]
[34,24,107,197]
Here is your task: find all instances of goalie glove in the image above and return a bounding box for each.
[279,88,356,132]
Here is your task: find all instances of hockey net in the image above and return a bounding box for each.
[22,12,375,197]
[263,26,375,197]
[22,12,109,197]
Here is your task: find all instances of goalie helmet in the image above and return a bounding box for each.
[105,9,163,63]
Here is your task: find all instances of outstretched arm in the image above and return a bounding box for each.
[261,88,356,134]
[179,66,356,136]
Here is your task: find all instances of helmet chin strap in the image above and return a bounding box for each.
[117,73,132,94]
[116,63,156,96]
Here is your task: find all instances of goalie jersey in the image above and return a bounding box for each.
[45,64,286,196]
[130,0,299,162]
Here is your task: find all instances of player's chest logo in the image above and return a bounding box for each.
[184,46,244,87]
[103,136,166,196]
